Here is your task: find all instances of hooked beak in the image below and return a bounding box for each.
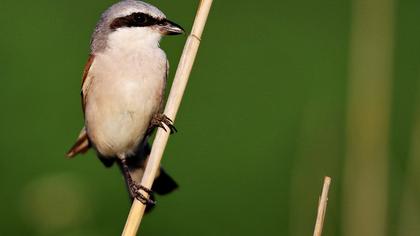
[157,19,185,35]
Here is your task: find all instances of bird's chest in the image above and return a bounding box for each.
[90,49,166,112]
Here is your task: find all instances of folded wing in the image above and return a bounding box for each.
[66,55,95,158]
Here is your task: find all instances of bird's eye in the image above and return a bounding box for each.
[134,13,147,24]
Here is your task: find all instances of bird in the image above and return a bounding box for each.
[66,0,184,207]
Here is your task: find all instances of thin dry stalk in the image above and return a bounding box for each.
[121,1,213,235]
[313,176,332,236]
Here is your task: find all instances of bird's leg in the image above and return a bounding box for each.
[149,114,177,134]
[120,159,155,206]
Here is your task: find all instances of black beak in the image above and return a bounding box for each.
[157,19,185,35]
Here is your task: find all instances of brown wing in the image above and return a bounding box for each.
[66,55,95,158]
[81,54,95,113]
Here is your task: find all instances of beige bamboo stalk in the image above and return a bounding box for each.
[313,176,332,236]
[121,1,213,235]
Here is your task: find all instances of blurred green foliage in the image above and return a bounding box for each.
[0,0,419,235]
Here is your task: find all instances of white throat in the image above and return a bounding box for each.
[107,27,162,52]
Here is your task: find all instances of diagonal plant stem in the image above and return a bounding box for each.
[121,1,213,235]
[313,176,332,236]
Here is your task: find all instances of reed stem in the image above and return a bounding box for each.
[121,1,213,235]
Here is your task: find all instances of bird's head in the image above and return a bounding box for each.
[91,0,184,52]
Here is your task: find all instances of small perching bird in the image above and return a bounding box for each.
[67,0,184,206]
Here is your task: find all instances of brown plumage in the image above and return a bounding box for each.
[66,55,95,158]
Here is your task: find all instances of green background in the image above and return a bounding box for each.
[0,0,419,235]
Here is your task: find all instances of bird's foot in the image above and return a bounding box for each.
[150,114,177,134]
[121,158,155,206]
[129,182,156,206]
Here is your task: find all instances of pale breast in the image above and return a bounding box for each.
[85,47,167,157]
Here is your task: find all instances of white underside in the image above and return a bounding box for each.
[85,28,167,158]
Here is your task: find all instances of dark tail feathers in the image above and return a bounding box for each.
[152,168,178,195]
[144,168,177,213]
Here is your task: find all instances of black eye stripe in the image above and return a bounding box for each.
[110,12,164,30]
